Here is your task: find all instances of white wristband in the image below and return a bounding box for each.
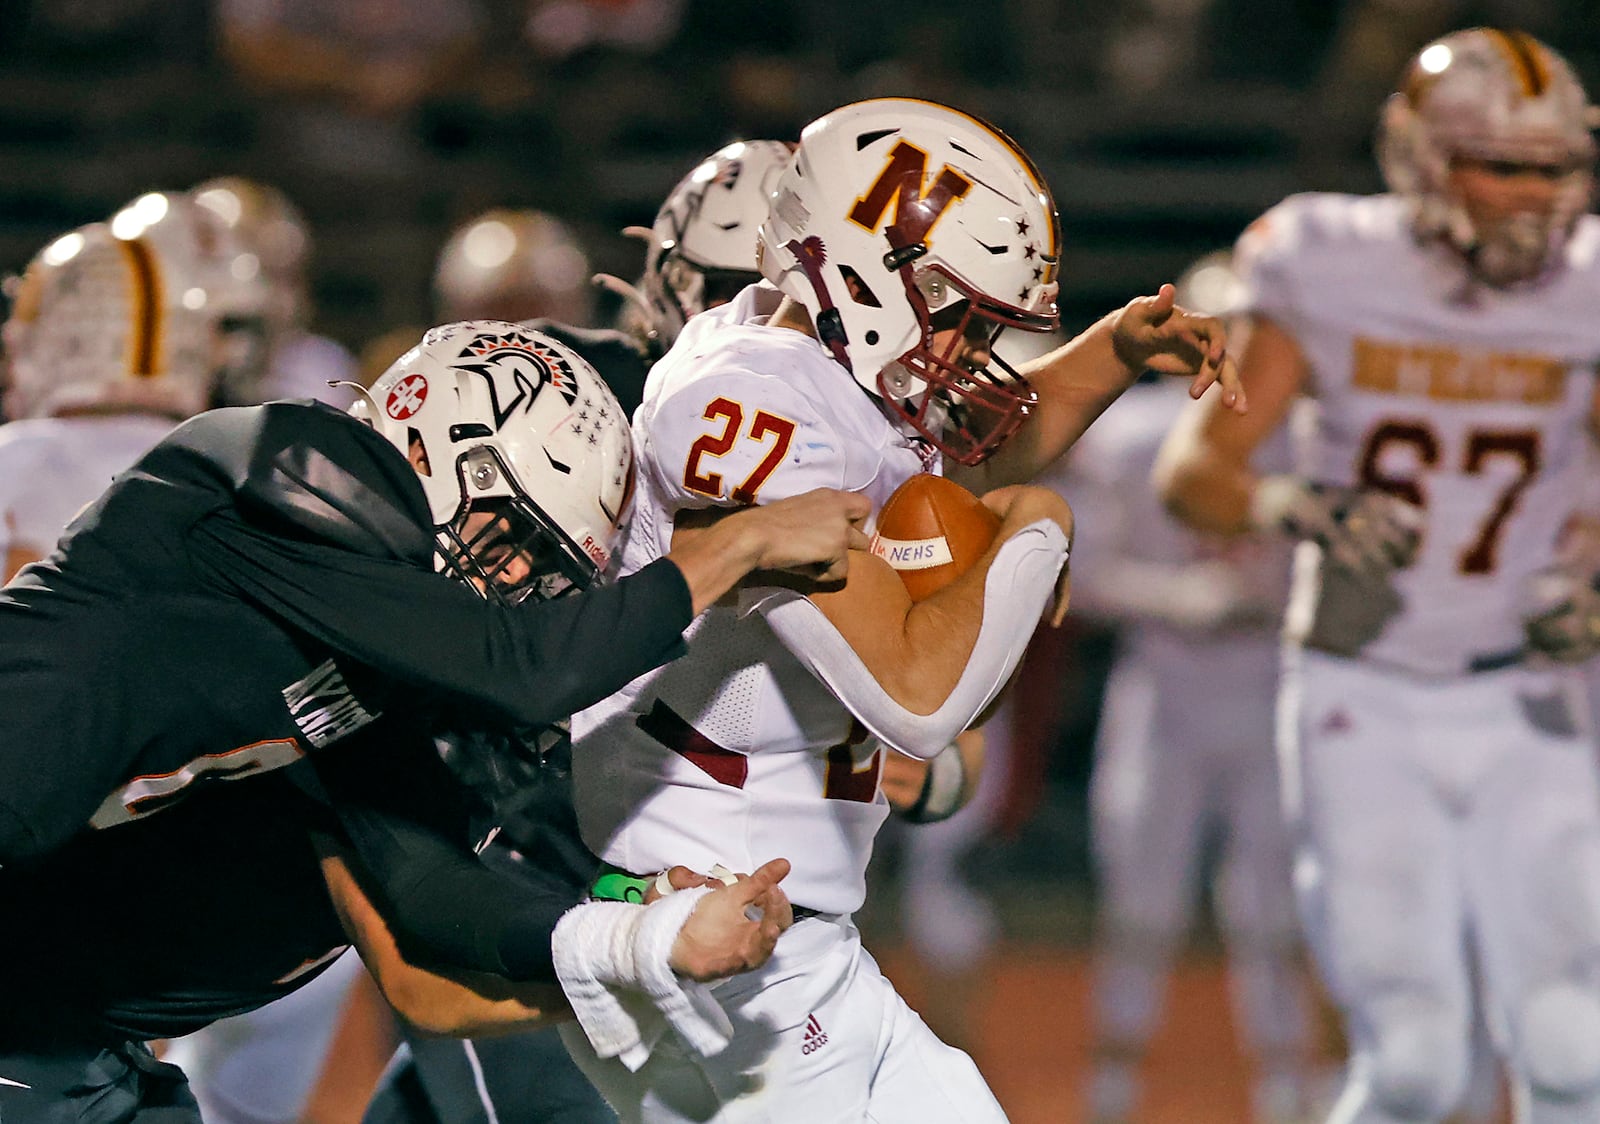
[551,889,733,1071]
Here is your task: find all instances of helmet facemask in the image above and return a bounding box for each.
[880,268,1043,465]
[434,446,609,606]
[361,321,636,606]
[759,99,1061,466]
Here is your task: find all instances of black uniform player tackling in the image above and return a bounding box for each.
[363,145,789,1124]
[0,322,866,1123]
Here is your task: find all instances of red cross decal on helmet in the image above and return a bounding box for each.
[385,374,428,420]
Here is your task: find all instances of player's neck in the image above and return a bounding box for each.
[768,297,817,339]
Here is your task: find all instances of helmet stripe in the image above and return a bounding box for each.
[1486,28,1549,97]
[116,236,163,378]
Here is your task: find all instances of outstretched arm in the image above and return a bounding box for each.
[955,284,1245,492]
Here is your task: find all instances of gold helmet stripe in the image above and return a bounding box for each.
[115,237,163,378]
[1486,28,1550,97]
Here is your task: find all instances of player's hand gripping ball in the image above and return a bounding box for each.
[870,474,1001,600]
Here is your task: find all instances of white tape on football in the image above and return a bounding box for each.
[871,534,954,571]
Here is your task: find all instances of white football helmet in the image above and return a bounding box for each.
[1173,250,1246,318]
[2,222,228,420]
[192,176,311,343]
[112,190,275,400]
[434,210,594,327]
[599,139,794,353]
[1378,27,1598,287]
[758,98,1060,465]
[354,321,634,604]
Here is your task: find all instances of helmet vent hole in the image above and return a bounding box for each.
[450,422,493,441]
[838,265,882,308]
[865,330,879,345]
[855,128,899,150]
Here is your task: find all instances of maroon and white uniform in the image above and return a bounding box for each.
[567,283,1007,1122]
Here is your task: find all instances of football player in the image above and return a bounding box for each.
[360,142,801,1124]
[0,218,248,581]
[1156,28,1600,1124]
[0,315,872,1120]
[1065,254,1312,1124]
[562,96,1240,1121]
[191,175,361,408]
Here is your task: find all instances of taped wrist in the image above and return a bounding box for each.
[756,519,1068,759]
[551,888,733,1070]
[899,739,967,824]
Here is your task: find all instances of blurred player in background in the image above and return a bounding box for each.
[564,96,1239,1121]
[1072,256,1312,1123]
[1157,28,1600,1124]
[192,175,360,408]
[0,212,260,580]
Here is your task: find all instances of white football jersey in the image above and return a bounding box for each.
[0,413,177,565]
[1238,193,1600,675]
[1057,378,1288,745]
[571,283,927,915]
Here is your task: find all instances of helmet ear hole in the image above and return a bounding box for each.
[407,428,432,476]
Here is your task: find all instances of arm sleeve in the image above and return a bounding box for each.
[179,403,695,729]
[309,733,575,982]
[750,519,1070,757]
[187,516,693,731]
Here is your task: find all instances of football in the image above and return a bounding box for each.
[871,474,1002,600]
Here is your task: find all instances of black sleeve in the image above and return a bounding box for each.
[307,733,577,982]
[187,512,692,731]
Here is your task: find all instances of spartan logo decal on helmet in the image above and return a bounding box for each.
[355,321,634,605]
[1379,27,1598,288]
[451,328,581,427]
[759,99,1061,466]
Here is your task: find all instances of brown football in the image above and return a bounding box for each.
[871,474,1002,601]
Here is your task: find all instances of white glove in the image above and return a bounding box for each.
[1250,476,1423,578]
[1524,567,1600,664]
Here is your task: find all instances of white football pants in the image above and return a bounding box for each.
[1283,649,1600,1124]
[560,916,1006,1122]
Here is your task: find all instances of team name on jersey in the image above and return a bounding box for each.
[1352,337,1567,404]
[282,659,382,748]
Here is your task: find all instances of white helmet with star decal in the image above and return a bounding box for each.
[354,320,635,603]
[758,98,1061,465]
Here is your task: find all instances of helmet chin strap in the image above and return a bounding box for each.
[785,236,852,372]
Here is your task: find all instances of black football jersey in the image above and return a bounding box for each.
[0,774,349,1043]
[0,401,691,867]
